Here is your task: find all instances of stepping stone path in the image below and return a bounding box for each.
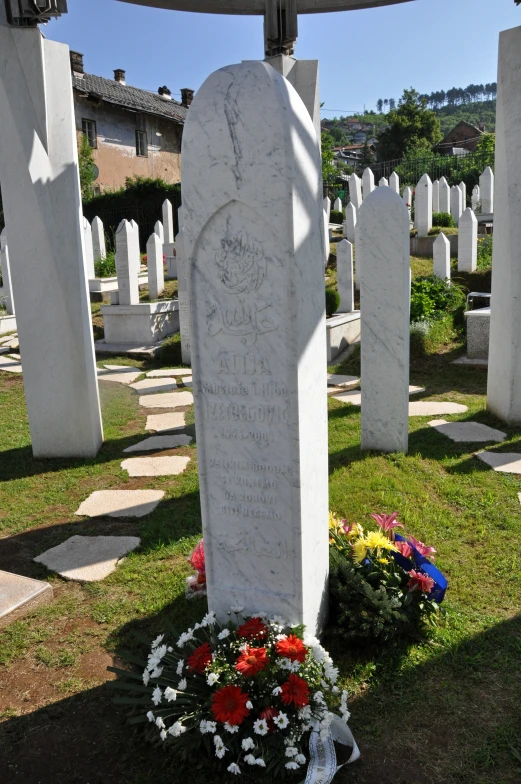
[97,365,141,385]
[429,420,507,443]
[123,435,193,453]
[75,489,164,518]
[130,378,177,393]
[476,452,521,474]
[332,385,425,407]
[0,355,22,373]
[139,390,194,409]
[34,535,141,582]
[409,401,468,417]
[146,412,187,432]
[0,570,53,628]
[327,374,359,389]
[147,367,192,378]
[121,455,191,477]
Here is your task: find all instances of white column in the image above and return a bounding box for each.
[323,209,330,264]
[459,181,467,208]
[439,176,450,213]
[433,232,451,280]
[480,167,494,214]
[344,202,357,243]
[83,218,95,279]
[471,185,480,211]
[115,220,139,305]
[0,228,15,315]
[333,196,342,213]
[154,220,165,244]
[176,222,191,365]
[0,18,102,457]
[359,187,410,453]
[146,231,165,300]
[362,167,375,200]
[337,239,354,313]
[458,208,477,272]
[162,198,175,244]
[403,186,413,221]
[181,59,328,631]
[91,216,106,261]
[389,171,400,193]
[432,179,440,213]
[416,173,433,237]
[349,172,362,210]
[379,177,389,187]
[450,185,463,225]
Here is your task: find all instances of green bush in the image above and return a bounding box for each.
[410,276,466,323]
[410,315,456,357]
[159,334,182,366]
[325,287,340,317]
[477,235,493,271]
[94,252,116,278]
[432,212,455,228]
[329,209,343,225]
[428,226,458,236]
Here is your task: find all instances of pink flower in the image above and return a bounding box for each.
[408,570,435,594]
[370,512,404,535]
[408,535,437,561]
[395,540,413,559]
[189,539,206,578]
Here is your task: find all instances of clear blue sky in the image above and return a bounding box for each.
[47,0,520,118]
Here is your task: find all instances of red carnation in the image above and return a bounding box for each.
[211,684,250,726]
[236,645,269,677]
[237,617,268,641]
[187,641,212,673]
[189,539,206,578]
[259,706,279,733]
[276,634,307,663]
[281,674,309,708]
[408,569,435,594]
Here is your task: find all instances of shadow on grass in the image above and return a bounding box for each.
[1,607,520,784]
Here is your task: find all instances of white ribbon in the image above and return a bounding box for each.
[300,714,360,784]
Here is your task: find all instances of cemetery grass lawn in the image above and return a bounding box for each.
[1,349,521,782]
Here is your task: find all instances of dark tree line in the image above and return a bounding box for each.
[377,83,497,113]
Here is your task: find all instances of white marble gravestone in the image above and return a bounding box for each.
[83,218,95,279]
[433,232,451,280]
[181,59,328,632]
[176,223,191,365]
[403,186,413,220]
[471,185,480,211]
[389,171,400,194]
[337,239,354,313]
[333,197,342,213]
[362,167,375,200]
[115,220,139,305]
[480,167,494,214]
[459,181,467,208]
[91,216,106,262]
[358,187,410,453]
[0,18,102,457]
[439,176,450,214]
[344,202,357,244]
[416,173,432,237]
[146,231,165,299]
[323,196,331,223]
[162,199,174,244]
[432,179,440,213]
[0,229,14,315]
[379,177,388,187]
[450,185,463,226]
[349,172,362,210]
[323,209,330,263]
[154,220,165,244]
[458,208,477,272]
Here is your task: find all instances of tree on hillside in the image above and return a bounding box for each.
[384,98,389,111]
[360,140,375,168]
[389,98,396,110]
[377,88,442,161]
[321,131,337,184]
[377,99,383,113]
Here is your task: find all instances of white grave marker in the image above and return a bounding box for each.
[480,167,494,214]
[337,239,354,313]
[450,185,463,225]
[0,229,14,315]
[459,181,467,208]
[432,179,440,213]
[344,202,357,243]
[389,171,400,193]
[433,232,451,280]
[323,196,331,223]
[471,184,480,211]
[458,208,477,272]
[362,167,375,200]
[162,199,175,244]
[83,218,95,279]
[439,176,450,213]
[115,220,139,305]
[91,216,106,262]
[349,172,362,210]
[416,173,432,237]
[146,231,165,299]
[403,186,413,220]
[154,220,165,244]
[379,177,389,187]
[333,196,342,213]
[176,222,191,365]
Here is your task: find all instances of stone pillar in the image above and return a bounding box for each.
[162,199,174,244]
[389,171,400,193]
[337,239,354,313]
[115,220,139,305]
[323,209,330,264]
[403,186,413,220]
[0,19,102,457]
[472,185,480,211]
[323,196,331,223]
[416,173,432,237]
[450,185,463,226]
[0,229,15,315]
[480,167,494,214]
[176,222,191,365]
[91,216,106,261]
[349,172,362,210]
[459,180,467,208]
[432,179,440,213]
[359,187,410,454]
[83,218,95,279]
[181,60,328,631]
[458,208,477,272]
[154,220,165,244]
[488,25,521,423]
[344,202,357,243]
[379,177,388,187]
[362,167,375,200]
[146,231,165,300]
[439,176,450,213]
[333,196,342,213]
[433,232,451,280]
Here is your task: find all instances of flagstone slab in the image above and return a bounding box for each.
[476,452,521,474]
[145,412,187,432]
[332,385,425,407]
[75,489,164,518]
[139,390,193,409]
[327,374,359,389]
[130,378,177,393]
[121,455,191,477]
[0,347,10,355]
[181,378,193,387]
[97,367,141,385]
[147,367,192,378]
[409,401,468,417]
[34,536,141,582]
[429,419,507,443]
[0,570,53,628]
[123,435,193,453]
[103,365,138,372]
[0,356,22,373]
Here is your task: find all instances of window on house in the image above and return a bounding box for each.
[136,130,148,157]
[82,118,97,149]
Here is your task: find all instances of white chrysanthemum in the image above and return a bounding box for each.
[241,737,255,751]
[253,719,268,736]
[244,754,256,766]
[146,710,155,722]
[152,686,162,706]
[285,747,298,758]
[296,754,306,765]
[230,604,245,613]
[164,686,177,702]
[273,712,289,729]
[199,720,217,734]
[142,670,150,686]
[227,762,241,775]
[177,678,187,691]
[285,762,299,770]
[332,685,339,694]
[167,646,173,653]
[214,735,227,759]
[160,729,167,741]
[156,716,165,729]
[207,672,219,687]
[176,659,184,676]
[152,634,164,649]
[270,615,287,627]
[177,630,194,648]
[224,722,239,734]
[245,701,253,710]
[314,691,325,703]
[155,644,167,661]
[218,628,231,640]
[202,611,217,627]
[272,686,283,696]
[168,721,186,737]
[298,706,312,721]
[150,667,163,679]
[256,759,266,768]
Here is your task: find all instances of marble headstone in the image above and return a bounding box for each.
[459,181,467,208]
[176,223,191,365]
[433,232,451,280]
[362,167,375,200]
[458,208,477,272]
[379,177,388,187]
[115,220,139,305]
[344,202,357,244]
[389,171,399,194]
[146,231,165,299]
[416,173,432,237]
[439,176,450,214]
[333,197,342,213]
[450,185,463,225]
[349,172,362,210]
[91,216,106,262]
[471,184,480,211]
[323,196,331,223]
[162,199,175,244]
[154,220,165,244]
[0,229,14,315]
[83,218,95,279]
[403,186,413,220]
[479,167,494,214]
[336,239,354,313]
[432,179,440,213]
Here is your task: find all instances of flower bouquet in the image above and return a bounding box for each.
[185,538,207,599]
[328,512,447,642]
[110,609,359,780]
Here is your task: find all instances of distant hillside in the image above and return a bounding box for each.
[434,100,496,134]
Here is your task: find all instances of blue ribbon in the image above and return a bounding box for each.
[392,535,448,604]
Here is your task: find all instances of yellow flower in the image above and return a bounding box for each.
[378,557,390,565]
[353,537,368,563]
[345,522,364,540]
[328,512,339,531]
[364,531,397,552]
